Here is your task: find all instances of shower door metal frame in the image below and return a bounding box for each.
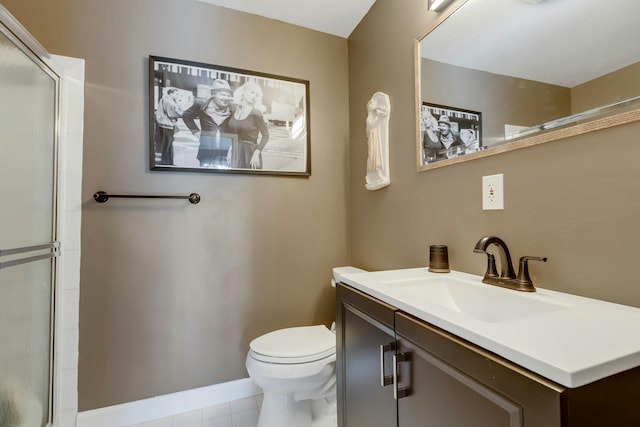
[0,7,61,426]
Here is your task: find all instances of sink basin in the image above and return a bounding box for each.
[380,275,569,323]
[340,267,640,388]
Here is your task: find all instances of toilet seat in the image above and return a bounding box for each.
[249,325,336,364]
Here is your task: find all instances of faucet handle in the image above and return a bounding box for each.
[515,256,547,289]
[474,249,499,279]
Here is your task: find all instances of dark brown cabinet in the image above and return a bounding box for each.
[336,282,640,427]
[394,312,561,426]
[336,281,397,426]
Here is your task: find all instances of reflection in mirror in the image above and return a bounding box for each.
[416,0,640,169]
[422,103,481,163]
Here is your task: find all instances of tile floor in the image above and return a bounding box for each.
[125,395,263,427]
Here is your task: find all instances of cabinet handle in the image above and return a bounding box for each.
[393,353,411,400]
[380,342,395,387]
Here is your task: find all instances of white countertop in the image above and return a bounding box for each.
[339,267,640,388]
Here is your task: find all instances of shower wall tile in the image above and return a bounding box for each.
[58,408,78,427]
[57,327,79,371]
[50,54,84,427]
[61,170,83,212]
[58,63,85,143]
[58,368,79,411]
[61,130,84,174]
[60,210,82,251]
[60,289,80,330]
[59,249,80,291]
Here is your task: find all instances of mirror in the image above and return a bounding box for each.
[416,0,640,170]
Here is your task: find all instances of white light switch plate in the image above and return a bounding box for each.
[483,174,504,210]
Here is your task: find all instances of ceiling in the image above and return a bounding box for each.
[193,0,640,88]
[420,0,640,87]
[195,0,377,38]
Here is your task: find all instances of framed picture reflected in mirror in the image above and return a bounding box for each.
[420,102,482,165]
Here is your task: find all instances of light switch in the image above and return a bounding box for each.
[482,174,504,210]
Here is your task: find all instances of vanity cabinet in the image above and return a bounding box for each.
[336,282,640,427]
[335,280,398,426]
[394,311,561,426]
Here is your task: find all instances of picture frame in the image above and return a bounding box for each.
[149,56,311,176]
[420,102,482,165]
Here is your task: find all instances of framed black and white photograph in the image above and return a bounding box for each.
[420,102,482,165]
[149,56,311,176]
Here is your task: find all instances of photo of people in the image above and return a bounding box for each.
[150,56,310,176]
[421,103,481,164]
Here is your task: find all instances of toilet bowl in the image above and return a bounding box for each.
[246,325,337,427]
[246,266,366,427]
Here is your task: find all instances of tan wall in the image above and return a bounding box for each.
[349,0,640,306]
[2,0,350,411]
[571,61,640,112]
[421,59,571,146]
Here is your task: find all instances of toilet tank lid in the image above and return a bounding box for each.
[250,325,335,359]
[332,266,367,283]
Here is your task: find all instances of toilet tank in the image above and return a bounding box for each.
[332,266,367,287]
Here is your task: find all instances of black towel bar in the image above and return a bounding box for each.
[93,191,201,204]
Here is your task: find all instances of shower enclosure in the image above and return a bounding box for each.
[0,9,60,427]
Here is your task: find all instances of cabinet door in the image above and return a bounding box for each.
[336,284,397,427]
[396,333,523,426]
[395,312,563,427]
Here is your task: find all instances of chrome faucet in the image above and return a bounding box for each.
[473,236,546,292]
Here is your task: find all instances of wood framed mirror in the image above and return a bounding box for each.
[416,0,640,171]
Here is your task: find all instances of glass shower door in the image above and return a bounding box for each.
[0,19,59,427]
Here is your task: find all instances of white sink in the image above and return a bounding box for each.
[339,267,640,388]
[380,275,569,323]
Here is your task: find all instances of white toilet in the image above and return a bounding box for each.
[245,266,366,427]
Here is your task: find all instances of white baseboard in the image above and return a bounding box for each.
[76,378,261,427]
